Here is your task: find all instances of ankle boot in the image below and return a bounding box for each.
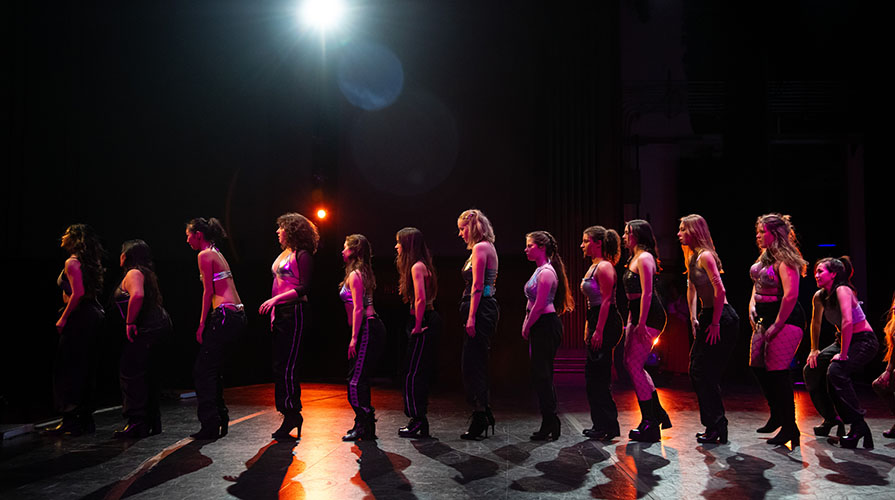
[629,399,661,442]
[836,419,874,449]
[461,410,490,440]
[398,417,430,438]
[531,414,561,441]
[272,413,303,441]
[652,390,672,429]
[883,422,895,439]
[114,420,150,439]
[813,417,845,437]
[343,410,376,441]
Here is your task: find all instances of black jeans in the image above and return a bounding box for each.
[529,313,563,415]
[347,316,385,419]
[803,331,879,424]
[193,307,246,427]
[460,296,499,409]
[272,302,308,415]
[688,304,739,429]
[585,304,623,431]
[54,301,104,415]
[403,310,442,419]
[120,309,171,421]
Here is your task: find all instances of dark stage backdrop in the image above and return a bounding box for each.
[4,1,881,424]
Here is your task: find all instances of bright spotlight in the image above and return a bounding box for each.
[316,208,328,220]
[299,0,346,32]
[652,337,660,347]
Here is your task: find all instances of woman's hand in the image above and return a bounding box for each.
[259,298,277,315]
[633,322,648,341]
[521,326,530,341]
[347,338,357,359]
[831,352,847,362]
[55,317,66,334]
[691,318,700,336]
[705,324,720,345]
[590,330,603,350]
[764,322,781,340]
[807,349,820,369]
[196,323,205,344]
[465,318,476,338]
[126,324,138,343]
[411,325,428,335]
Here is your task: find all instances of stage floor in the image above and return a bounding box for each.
[2,376,894,499]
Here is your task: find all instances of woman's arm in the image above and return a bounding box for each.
[196,251,215,343]
[347,271,364,359]
[122,269,145,342]
[766,263,800,339]
[700,252,726,345]
[410,262,428,334]
[832,286,854,361]
[806,290,825,368]
[465,243,488,337]
[636,254,655,336]
[686,267,699,333]
[522,268,556,339]
[591,261,615,349]
[56,258,84,333]
[748,285,758,328]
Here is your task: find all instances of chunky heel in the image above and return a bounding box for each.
[813,418,845,437]
[767,425,800,448]
[839,420,873,450]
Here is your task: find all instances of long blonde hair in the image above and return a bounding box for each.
[680,214,721,274]
[756,213,807,276]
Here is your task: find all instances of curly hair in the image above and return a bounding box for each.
[277,213,319,254]
[62,224,105,297]
[396,227,438,304]
[458,209,495,249]
[526,230,574,314]
[756,213,807,276]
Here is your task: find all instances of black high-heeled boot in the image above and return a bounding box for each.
[485,406,496,435]
[530,414,561,441]
[398,417,430,438]
[629,399,661,443]
[343,410,376,441]
[191,424,221,440]
[697,420,728,444]
[114,420,150,439]
[883,423,895,439]
[813,417,845,437]
[652,391,672,429]
[460,411,490,440]
[148,410,162,436]
[836,419,874,449]
[765,370,799,447]
[753,367,781,433]
[272,413,303,441]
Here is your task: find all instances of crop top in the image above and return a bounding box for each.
[57,269,72,295]
[822,287,868,330]
[580,263,615,309]
[339,283,373,308]
[525,263,557,307]
[688,252,716,305]
[623,268,657,296]
[750,261,781,297]
[272,249,312,298]
[462,259,497,298]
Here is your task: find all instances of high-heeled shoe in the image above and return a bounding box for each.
[190,425,221,440]
[629,399,661,443]
[813,418,845,437]
[272,413,303,441]
[836,420,874,449]
[584,425,619,441]
[882,423,895,439]
[696,424,728,444]
[343,411,376,441]
[114,421,150,440]
[530,414,561,441]
[398,417,430,438]
[652,391,672,429]
[756,416,781,434]
[460,411,490,440]
[767,425,800,447]
[485,406,496,435]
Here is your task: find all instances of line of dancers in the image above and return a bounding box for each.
[47,211,895,450]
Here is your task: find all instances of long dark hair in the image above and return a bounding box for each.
[396,227,438,304]
[63,224,105,297]
[583,225,621,265]
[526,231,574,314]
[815,256,855,313]
[625,219,661,271]
[187,217,227,245]
[341,234,376,297]
[121,239,163,308]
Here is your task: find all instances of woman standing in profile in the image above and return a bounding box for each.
[340,234,385,441]
[579,225,624,441]
[804,257,878,449]
[677,214,739,444]
[395,227,442,438]
[47,224,105,436]
[522,231,574,441]
[622,219,669,443]
[748,213,807,448]
[113,239,172,439]
[457,209,500,440]
[186,217,246,440]
[872,294,895,439]
[259,213,318,441]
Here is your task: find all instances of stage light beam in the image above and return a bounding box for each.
[316,208,328,220]
[299,0,346,32]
